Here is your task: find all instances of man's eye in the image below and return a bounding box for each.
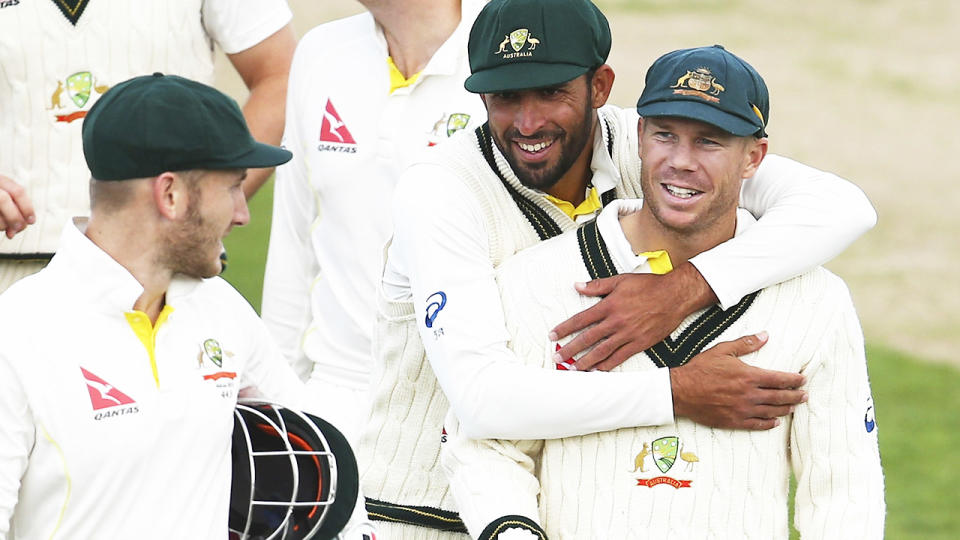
[698,138,721,146]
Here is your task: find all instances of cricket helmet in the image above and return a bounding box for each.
[229,400,359,540]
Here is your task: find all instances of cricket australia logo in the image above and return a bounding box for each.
[495,28,541,59]
[197,338,237,397]
[428,112,472,146]
[670,67,725,103]
[631,436,698,489]
[47,71,111,123]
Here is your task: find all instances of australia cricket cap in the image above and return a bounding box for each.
[636,45,769,137]
[465,0,611,94]
[82,73,292,181]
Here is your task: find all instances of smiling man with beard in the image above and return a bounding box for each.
[0,74,311,539]
[356,0,878,538]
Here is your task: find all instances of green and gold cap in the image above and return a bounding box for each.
[82,73,292,181]
[636,45,769,137]
[465,0,611,94]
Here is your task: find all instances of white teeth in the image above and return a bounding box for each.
[518,140,554,152]
[665,184,699,198]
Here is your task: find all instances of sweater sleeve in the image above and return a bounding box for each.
[390,166,673,440]
[790,278,885,539]
[0,353,33,537]
[689,154,877,309]
[261,41,318,381]
[441,409,546,540]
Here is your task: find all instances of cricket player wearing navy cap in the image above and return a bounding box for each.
[0,74,309,539]
[443,45,885,540]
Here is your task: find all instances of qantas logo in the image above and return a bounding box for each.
[80,367,140,420]
[81,367,135,409]
[318,99,357,153]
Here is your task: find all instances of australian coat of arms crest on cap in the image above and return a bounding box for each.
[495,28,541,59]
[670,67,725,103]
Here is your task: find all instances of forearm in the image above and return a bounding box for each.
[227,24,297,198]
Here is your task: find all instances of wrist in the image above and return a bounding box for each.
[673,262,717,313]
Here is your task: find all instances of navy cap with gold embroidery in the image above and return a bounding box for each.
[636,45,769,137]
[465,0,611,94]
[82,73,292,181]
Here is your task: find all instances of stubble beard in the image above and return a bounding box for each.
[492,95,594,192]
[158,195,222,279]
[639,164,741,239]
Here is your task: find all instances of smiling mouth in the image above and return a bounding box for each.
[663,184,702,199]
[517,139,555,153]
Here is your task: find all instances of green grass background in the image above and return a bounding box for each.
[224,182,959,539]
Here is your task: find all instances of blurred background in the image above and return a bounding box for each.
[215,1,960,538]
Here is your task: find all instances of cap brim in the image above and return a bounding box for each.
[224,141,293,169]
[465,62,590,94]
[637,100,763,137]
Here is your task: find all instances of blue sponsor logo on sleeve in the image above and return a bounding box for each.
[425,291,447,329]
[864,397,876,433]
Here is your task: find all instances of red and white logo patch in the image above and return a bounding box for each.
[80,367,135,410]
[319,99,356,145]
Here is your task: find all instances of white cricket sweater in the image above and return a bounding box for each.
[358,107,644,538]
[445,202,886,540]
[0,0,291,258]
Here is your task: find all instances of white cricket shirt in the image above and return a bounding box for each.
[262,1,489,393]
[0,220,305,540]
[0,0,292,258]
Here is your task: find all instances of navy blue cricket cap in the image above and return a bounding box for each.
[636,45,769,137]
[82,73,292,181]
[465,0,611,93]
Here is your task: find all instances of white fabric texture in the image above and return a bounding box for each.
[0,219,306,540]
[261,2,488,441]
[0,0,291,266]
[444,204,885,539]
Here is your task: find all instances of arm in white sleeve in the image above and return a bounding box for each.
[391,166,672,440]
[441,410,545,540]
[0,353,33,538]
[791,279,885,538]
[261,45,318,381]
[201,0,293,54]
[690,154,878,308]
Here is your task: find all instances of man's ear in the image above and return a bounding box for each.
[151,171,188,220]
[590,64,615,108]
[741,137,769,179]
[636,117,646,155]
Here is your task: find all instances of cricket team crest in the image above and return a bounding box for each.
[428,112,472,146]
[197,338,237,394]
[47,71,111,123]
[201,338,223,367]
[670,67,725,103]
[631,435,698,489]
[495,28,541,59]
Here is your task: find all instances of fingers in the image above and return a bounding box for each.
[711,331,768,357]
[549,301,605,342]
[750,365,806,390]
[0,176,35,238]
[572,275,623,298]
[738,417,782,431]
